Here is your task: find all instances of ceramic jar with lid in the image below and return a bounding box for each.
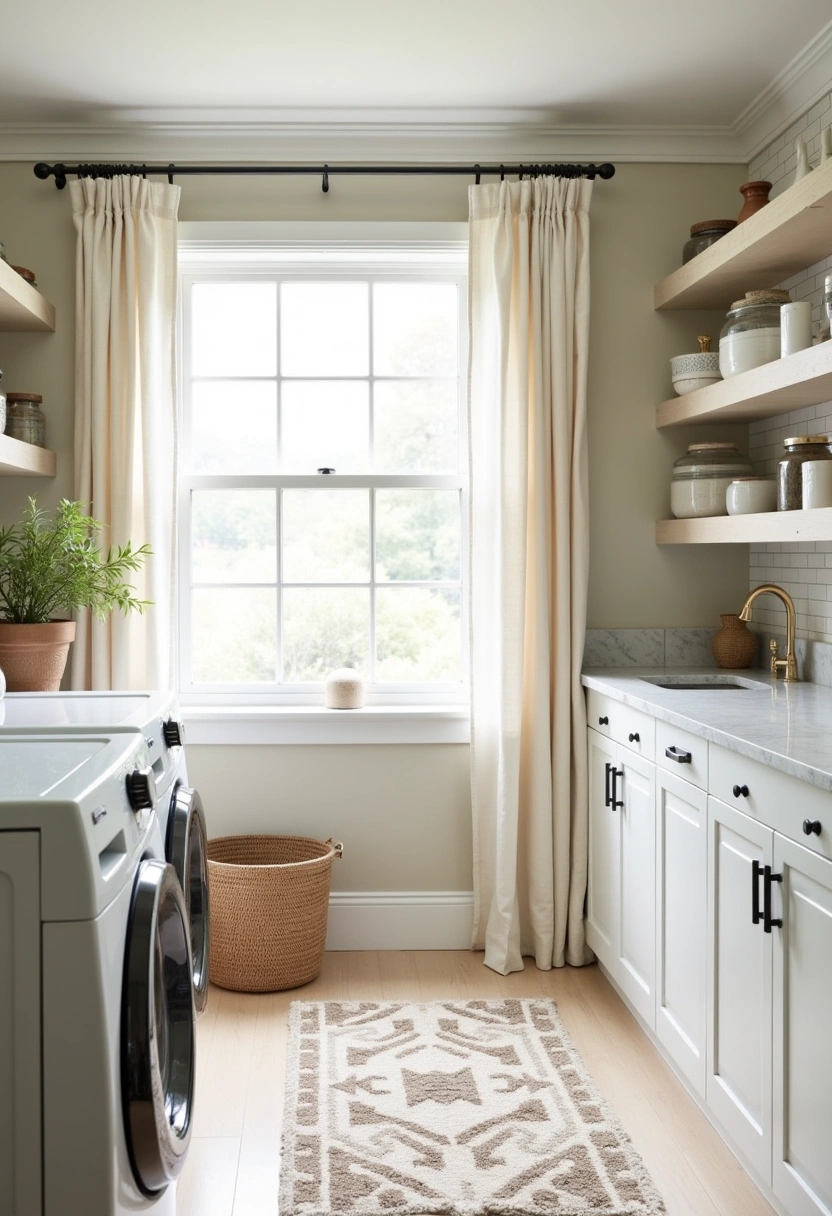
[670,443,754,519]
[719,290,791,378]
[5,393,46,447]
[778,436,832,510]
[682,219,737,264]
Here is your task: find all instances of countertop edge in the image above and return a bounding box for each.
[581,669,832,794]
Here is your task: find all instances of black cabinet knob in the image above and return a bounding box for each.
[803,819,822,836]
[732,784,750,798]
[162,717,185,748]
[628,732,640,743]
[598,716,608,726]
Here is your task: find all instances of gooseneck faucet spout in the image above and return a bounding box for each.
[738,583,799,682]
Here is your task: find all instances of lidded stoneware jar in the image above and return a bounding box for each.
[670,443,753,519]
[719,291,790,378]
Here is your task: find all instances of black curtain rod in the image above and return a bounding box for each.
[33,160,615,193]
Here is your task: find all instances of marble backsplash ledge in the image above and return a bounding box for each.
[583,627,715,669]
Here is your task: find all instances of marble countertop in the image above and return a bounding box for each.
[582,667,832,792]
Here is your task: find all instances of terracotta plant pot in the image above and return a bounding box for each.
[737,180,772,223]
[0,620,76,691]
[711,614,758,669]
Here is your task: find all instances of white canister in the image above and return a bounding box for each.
[726,477,778,515]
[780,302,813,356]
[801,460,832,509]
[719,327,781,377]
[325,667,365,709]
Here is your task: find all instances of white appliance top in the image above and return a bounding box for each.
[0,732,159,921]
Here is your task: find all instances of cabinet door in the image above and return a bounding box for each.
[656,769,707,1095]
[772,835,832,1216]
[616,750,656,1028]
[706,797,773,1181]
[586,728,619,971]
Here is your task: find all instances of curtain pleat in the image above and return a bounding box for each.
[468,177,593,974]
[70,175,180,690]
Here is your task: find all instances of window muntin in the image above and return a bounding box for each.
[179,253,467,702]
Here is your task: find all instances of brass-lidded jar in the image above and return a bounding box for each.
[778,435,832,511]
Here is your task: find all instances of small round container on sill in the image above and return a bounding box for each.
[778,436,832,511]
[670,443,753,519]
[682,219,736,264]
[4,393,46,447]
[726,477,777,515]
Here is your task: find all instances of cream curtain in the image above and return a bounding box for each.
[70,176,180,690]
[468,176,593,975]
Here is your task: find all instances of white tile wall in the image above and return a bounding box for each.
[745,94,832,642]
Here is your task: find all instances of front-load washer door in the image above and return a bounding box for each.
[121,859,195,1196]
[166,782,210,1013]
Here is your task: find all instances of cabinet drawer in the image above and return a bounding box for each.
[586,690,655,759]
[656,719,707,789]
[709,743,832,861]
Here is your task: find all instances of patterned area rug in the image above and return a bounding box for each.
[280,999,666,1215]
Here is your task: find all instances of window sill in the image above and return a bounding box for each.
[181,704,470,745]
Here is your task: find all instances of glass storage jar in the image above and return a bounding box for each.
[682,219,736,264]
[719,298,785,377]
[778,436,832,511]
[5,393,46,447]
[670,443,754,519]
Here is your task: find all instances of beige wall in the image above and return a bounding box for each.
[0,158,750,890]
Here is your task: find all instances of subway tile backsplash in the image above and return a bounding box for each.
[745,92,832,647]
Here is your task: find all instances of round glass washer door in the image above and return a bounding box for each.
[121,858,195,1195]
[166,782,210,1013]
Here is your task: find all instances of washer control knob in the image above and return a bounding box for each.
[162,718,185,748]
[126,767,156,813]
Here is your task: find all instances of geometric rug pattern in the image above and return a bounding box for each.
[280,999,666,1215]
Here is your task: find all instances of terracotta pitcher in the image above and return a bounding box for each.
[737,180,772,223]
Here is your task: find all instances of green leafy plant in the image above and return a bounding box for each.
[0,498,152,624]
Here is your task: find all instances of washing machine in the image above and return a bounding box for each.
[0,731,195,1215]
[0,691,209,1012]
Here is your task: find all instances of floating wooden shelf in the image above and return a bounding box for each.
[0,259,55,332]
[656,341,832,427]
[656,508,832,545]
[654,159,832,311]
[0,434,56,477]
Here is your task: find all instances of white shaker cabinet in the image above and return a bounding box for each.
[586,725,656,1028]
[706,796,773,1181]
[656,766,707,1096]
[772,835,832,1216]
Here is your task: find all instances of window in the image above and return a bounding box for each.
[177,227,468,708]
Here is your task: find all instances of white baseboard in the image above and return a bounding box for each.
[325,890,474,950]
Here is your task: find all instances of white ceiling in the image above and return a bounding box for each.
[3,1,832,162]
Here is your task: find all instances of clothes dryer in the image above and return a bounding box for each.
[0,732,195,1216]
[0,692,209,1011]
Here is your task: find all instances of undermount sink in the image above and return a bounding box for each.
[641,674,769,691]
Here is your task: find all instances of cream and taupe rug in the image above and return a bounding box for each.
[280,999,666,1215]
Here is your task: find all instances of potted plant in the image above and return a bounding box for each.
[0,497,151,691]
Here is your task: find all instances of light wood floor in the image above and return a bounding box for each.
[177,951,776,1216]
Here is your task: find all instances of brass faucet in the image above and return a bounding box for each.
[738,583,799,682]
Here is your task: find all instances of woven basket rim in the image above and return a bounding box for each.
[207,833,341,870]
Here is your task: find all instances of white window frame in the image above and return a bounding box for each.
[176,223,470,744]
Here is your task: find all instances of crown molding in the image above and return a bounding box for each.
[734,18,832,162]
[0,113,746,166]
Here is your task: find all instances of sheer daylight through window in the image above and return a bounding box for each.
[178,239,468,702]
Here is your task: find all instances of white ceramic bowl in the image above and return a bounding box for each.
[670,351,722,396]
[672,373,722,395]
[726,477,777,515]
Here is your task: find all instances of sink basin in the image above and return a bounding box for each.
[642,674,769,691]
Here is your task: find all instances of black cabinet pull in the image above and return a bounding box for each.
[611,767,624,810]
[628,732,640,743]
[763,865,783,933]
[598,716,609,726]
[752,859,763,926]
[732,784,750,798]
[665,745,692,764]
[803,819,822,836]
[604,762,612,808]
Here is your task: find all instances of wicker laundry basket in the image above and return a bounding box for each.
[207,835,343,993]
